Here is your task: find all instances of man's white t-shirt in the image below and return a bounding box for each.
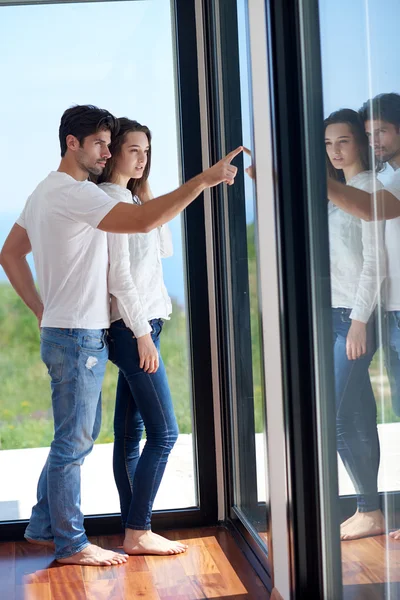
[17,171,120,329]
[384,169,400,310]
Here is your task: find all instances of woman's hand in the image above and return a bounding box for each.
[346,319,367,360]
[137,333,159,373]
[243,146,256,180]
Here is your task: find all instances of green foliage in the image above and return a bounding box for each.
[0,284,192,450]
[245,222,400,432]
[1,225,398,449]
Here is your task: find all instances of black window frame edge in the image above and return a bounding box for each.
[200,0,272,590]
[265,0,342,597]
[0,0,218,541]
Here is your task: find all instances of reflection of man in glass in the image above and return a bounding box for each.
[328,93,400,540]
[328,93,400,221]
[0,104,241,566]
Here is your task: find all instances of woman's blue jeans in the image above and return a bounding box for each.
[107,318,179,530]
[333,308,380,513]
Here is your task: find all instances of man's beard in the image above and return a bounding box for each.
[77,157,105,177]
[378,146,400,165]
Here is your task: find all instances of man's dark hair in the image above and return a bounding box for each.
[359,93,400,130]
[59,104,119,157]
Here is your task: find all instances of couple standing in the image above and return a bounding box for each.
[0,104,242,566]
[326,93,400,541]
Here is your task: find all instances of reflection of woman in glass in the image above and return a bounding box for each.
[98,118,187,556]
[325,109,386,540]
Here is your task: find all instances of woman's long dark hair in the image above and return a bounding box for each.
[98,117,152,198]
[324,108,373,182]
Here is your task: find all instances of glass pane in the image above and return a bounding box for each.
[0,0,196,523]
[318,0,400,596]
[218,0,269,551]
[238,0,268,547]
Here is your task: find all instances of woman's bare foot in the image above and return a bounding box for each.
[25,537,55,549]
[56,544,128,566]
[123,529,188,556]
[340,509,385,541]
[340,511,358,529]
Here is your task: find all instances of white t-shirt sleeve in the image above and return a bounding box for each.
[386,170,400,201]
[66,181,120,228]
[16,202,27,229]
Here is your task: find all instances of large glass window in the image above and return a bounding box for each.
[0,0,196,522]
[209,0,269,555]
[317,0,400,596]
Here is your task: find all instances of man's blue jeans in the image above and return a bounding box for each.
[332,308,380,513]
[384,311,400,417]
[25,328,108,559]
[107,318,179,531]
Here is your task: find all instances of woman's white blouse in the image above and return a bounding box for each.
[100,183,173,338]
[329,171,386,323]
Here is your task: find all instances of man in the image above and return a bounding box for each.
[328,93,400,540]
[0,104,242,566]
[327,93,400,220]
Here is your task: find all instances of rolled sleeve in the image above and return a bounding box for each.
[108,232,151,338]
[350,219,386,323]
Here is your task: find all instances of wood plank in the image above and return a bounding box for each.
[205,541,257,596]
[190,572,247,598]
[48,563,83,583]
[145,554,188,588]
[178,544,219,576]
[112,555,149,578]
[14,541,53,585]
[15,583,51,600]
[157,582,202,600]
[0,527,270,600]
[84,579,123,600]
[80,564,115,582]
[50,580,87,600]
[117,572,161,600]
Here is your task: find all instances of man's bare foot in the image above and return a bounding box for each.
[389,529,400,540]
[123,529,188,556]
[56,544,128,566]
[25,537,55,549]
[340,509,385,541]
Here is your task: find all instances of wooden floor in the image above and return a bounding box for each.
[342,534,400,599]
[0,527,270,600]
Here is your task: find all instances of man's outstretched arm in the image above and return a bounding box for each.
[0,224,43,324]
[98,147,242,234]
[328,178,400,221]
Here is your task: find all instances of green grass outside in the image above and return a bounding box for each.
[1,230,398,450]
[0,283,191,450]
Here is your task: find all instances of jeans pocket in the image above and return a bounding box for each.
[81,333,106,353]
[340,308,352,324]
[40,339,66,384]
[151,319,164,340]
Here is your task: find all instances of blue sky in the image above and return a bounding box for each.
[319,0,399,117]
[1,0,399,302]
[0,0,186,302]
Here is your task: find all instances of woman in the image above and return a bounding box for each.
[98,118,187,556]
[325,108,386,540]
